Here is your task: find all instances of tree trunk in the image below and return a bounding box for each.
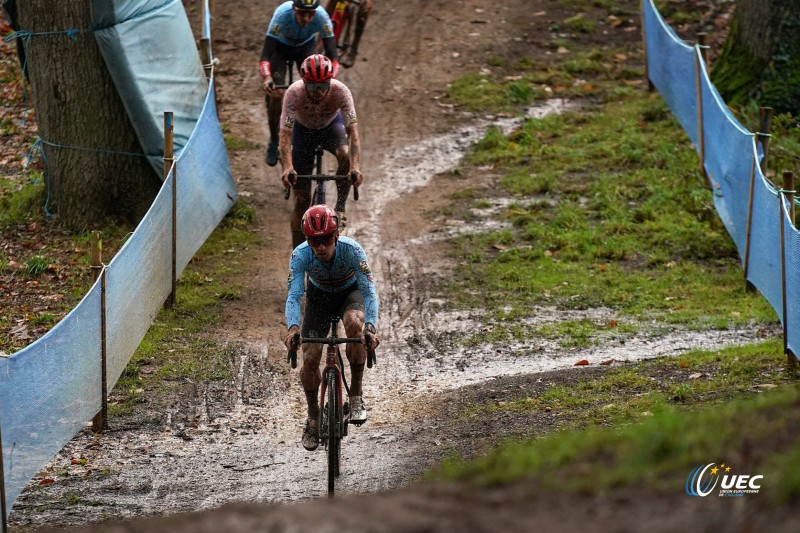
[17,0,160,230]
[711,0,800,115]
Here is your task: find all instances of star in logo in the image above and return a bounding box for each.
[710,466,719,475]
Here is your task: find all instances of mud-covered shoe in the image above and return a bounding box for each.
[265,139,279,167]
[336,210,347,235]
[302,418,319,451]
[341,48,358,68]
[348,395,366,425]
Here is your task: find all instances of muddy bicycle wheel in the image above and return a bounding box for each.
[325,368,340,494]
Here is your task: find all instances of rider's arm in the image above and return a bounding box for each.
[349,242,379,327]
[320,35,339,62]
[285,250,307,331]
[346,122,362,173]
[259,36,278,91]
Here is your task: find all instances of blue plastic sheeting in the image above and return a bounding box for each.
[784,203,800,351]
[745,175,783,321]
[2,0,235,511]
[92,0,208,174]
[0,283,103,515]
[175,93,237,272]
[643,1,698,146]
[643,0,799,357]
[698,60,755,255]
[106,176,174,386]
[1,81,235,519]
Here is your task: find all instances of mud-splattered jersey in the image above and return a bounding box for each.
[286,236,379,328]
[281,78,357,130]
[266,2,334,47]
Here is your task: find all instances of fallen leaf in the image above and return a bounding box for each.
[688,372,706,379]
[755,383,778,390]
[574,359,590,366]
[491,243,508,250]
[599,359,617,366]
[39,478,55,485]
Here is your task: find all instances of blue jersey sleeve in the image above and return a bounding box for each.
[347,240,379,326]
[285,246,308,329]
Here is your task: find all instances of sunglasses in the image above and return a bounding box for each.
[305,81,330,92]
[308,233,336,246]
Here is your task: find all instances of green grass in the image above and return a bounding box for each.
[443,94,777,333]
[426,1,800,504]
[432,341,800,502]
[109,200,259,414]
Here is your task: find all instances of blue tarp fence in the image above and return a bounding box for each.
[1,0,236,521]
[642,0,800,360]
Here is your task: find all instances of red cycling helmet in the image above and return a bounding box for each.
[302,205,339,238]
[301,54,334,83]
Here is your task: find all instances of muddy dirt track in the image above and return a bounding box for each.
[8,1,794,531]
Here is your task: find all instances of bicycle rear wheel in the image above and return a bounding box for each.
[325,368,340,494]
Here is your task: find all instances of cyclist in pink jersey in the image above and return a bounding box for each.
[279,54,363,248]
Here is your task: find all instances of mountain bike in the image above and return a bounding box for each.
[288,316,377,495]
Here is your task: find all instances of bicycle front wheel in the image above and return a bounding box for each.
[325,368,340,494]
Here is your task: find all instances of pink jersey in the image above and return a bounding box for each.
[280,79,357,130]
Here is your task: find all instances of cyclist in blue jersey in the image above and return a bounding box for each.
[260,0,341,167]
[283,204,380,451]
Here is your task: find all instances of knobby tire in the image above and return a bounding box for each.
[326,368,340,494]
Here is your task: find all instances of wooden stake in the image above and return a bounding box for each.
[743,155,757,293]
[640,0,653,91]
[90,231,108,431]
[694,48,707,185]
[164,112,176,309]
[758,107,774,178]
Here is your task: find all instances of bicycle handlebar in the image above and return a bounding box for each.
[283,173,360,201]
[286,332,378,369]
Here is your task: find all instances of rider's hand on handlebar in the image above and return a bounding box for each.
[360,324,380,349]
[349,169,364,188]
[284,326,301,351]
[281,169,297,189]
[263,75,276,94]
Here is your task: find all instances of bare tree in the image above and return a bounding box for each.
[17,0,160,230]
[711,0,800,115]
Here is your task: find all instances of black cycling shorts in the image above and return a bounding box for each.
[302,281,364,338]
[292,115,348,178]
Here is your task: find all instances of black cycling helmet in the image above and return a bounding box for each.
[293,0,320,10]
